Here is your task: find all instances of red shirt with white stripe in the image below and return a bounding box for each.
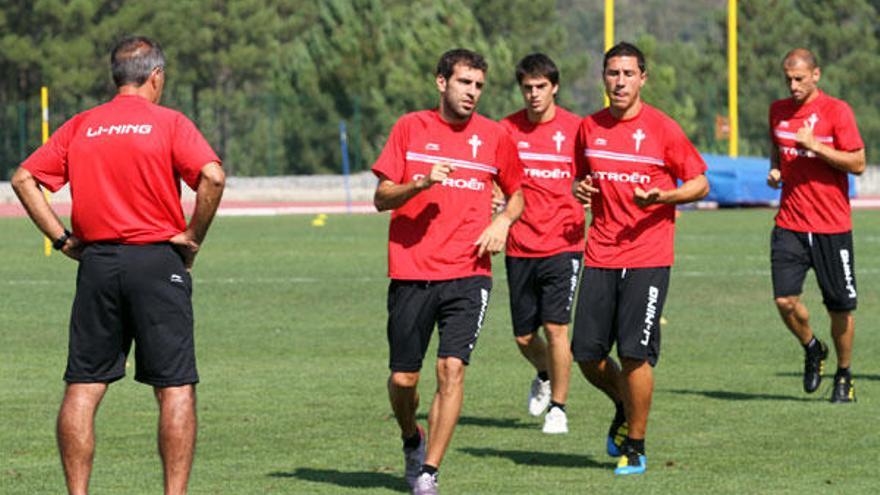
[501,107,585,257]
[575,103,707,268]
[770,90,864,234]
[21,94,220,244]
[372,109,523,281]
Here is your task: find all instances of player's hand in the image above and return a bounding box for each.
[795,124,819,152]
[491,182,506,213]
[634,187,663,208]
[767,168,782,189]
[572,177,599,207]
[61,235,85,261]
[475,215,512,257]
[169,230,200,271]
[417,163,455,190]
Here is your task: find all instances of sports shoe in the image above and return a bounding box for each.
[412,471,438,495]
[614,445,646,476]
[528,376,551,416]
[803,340,828,393]
[830,373,856,403]
[606,409,628,457]
[403,425,426,488]
[542,406,568,434]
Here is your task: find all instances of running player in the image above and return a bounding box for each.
[571,42,709,476]
[500,53,583,434]
[767,48,865,402]
[372,48,524,494]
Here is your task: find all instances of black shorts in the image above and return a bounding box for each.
[571,267,670,367]
[771,226,857,311]
[65,243,198,387]
[386,276,492,372]
[505,252,582,336]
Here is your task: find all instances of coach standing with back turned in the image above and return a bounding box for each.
[11,36,224,495]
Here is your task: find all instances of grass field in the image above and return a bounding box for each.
[2,209,879,494]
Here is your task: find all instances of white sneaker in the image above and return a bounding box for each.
[527,376,551,416]
[542,406,568,434]
[412,472,439,495]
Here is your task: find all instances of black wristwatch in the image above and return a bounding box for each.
[53,229,72,250]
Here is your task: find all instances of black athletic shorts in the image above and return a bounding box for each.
[571,267,670,367]
[386,276,492,372]
[771,226,857,311]
[505,252,582,336]
[65,243,198,387]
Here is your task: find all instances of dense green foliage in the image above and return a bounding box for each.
[1,0,878,179]
[2,210,880,493]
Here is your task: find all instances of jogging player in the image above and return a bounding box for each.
[767,48,865,402]
[373,48,523,494]
[571,42,709,476]
[11,36,224,495]
[500,53,583,434]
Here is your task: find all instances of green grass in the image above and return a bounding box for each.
[2,209,879,494]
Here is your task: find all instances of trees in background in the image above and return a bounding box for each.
[1,0,878,178]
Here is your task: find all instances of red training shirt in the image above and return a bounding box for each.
[769,90,864,234]
[575,103,707,268]
[372,109,523,281]
[22,94,220,244]
[500,107,585,257]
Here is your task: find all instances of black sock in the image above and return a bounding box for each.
[549,400,566,412]
[419,464,438,476]
[614,401,625,422]
[625,437,645,455]
[537,370,550,382]
[836,367,851,379]
[403,429,421,449]
[804,337,818,351]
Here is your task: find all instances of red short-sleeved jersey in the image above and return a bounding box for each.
[500,107,585,257]
[575,104,707,268]
[21,94,220,244]
[770,91,864,234]
[372,109,523,281]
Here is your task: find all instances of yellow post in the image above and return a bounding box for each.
[727,0,739,157]
[604,0,614,107]
[41,86,52,256]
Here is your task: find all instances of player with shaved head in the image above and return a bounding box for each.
[767,48,866,403]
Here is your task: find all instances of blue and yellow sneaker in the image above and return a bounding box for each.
[606,410,628,457]
[614,448,646,476]
[830,373,855,403]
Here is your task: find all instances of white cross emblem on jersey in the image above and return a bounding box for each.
[552,131,565,153]
[806,113,819,130]
[632,128,646,152]
[468,134,482,158]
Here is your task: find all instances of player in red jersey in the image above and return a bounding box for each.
[11,37,224,495]
[571,42,708,476]
[499,53,583,434]
[372,48,523,494]
[767,48,865,403]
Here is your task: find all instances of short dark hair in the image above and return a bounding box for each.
[515,53,559,85]
[783,48,819,70]
[435,48,488,80]
[111,36,165,88]
[603,42,646,73]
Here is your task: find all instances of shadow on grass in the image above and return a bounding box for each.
[665,388,816,402]
[775,371,880,381]
[459,447,614,469]
[415,413,534,430]
[268,468,407,492]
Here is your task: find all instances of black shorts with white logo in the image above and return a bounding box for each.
[771,226,857,311]
[65,243,197,387]
[386,276,492,372]
[571,266,670,367]
[505,252,582,336]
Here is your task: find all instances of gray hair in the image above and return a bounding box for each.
[111,36,165,88]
